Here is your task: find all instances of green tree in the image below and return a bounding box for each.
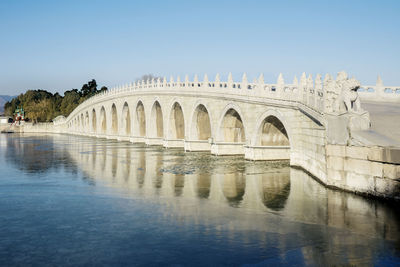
[3,79,108,122]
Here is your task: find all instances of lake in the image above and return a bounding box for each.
[0,134,399,266]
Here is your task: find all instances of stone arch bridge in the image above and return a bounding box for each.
[55,72,399,199]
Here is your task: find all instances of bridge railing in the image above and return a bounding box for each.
[67,73,329,122]
[66,72,399,123]
[358,85,400,102]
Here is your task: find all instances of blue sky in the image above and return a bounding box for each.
[0,0,399,95]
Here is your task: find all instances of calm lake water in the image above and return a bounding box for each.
[0,134,399,266]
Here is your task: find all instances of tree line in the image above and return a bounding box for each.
[4,79,107,123]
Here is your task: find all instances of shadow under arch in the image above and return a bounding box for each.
[100,106,107,134]
[122,102,131,136]
[85,111,89,132]
[80,113,84,130]
[150,101,164,138]
[135,101,146,137]
[252,109,292,147]
[190,104,212,140]
[218,108,245,143]
[257,116,290,146]
[92,108,97,133]
[111,104,118,135]
[168,102,185,139]
[247,109,292,161]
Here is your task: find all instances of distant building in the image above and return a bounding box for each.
[14,106,25,122]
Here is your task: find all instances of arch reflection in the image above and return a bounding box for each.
[196,173,211,199]
[49,134,400,247]
[136,150,146,188]
[222,172,246,207]
[259,168,290,211]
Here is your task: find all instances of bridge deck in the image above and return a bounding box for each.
[354,102,400,147]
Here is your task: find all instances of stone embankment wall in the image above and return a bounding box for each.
[19,123,55,133]
[0,124,11,132]
[11,120,399,200]
[4,122,65,133]
[326,145,400,200]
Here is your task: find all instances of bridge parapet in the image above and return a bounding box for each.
[67,72,355,122]
[358,87,400,102]
[68,71,374,140]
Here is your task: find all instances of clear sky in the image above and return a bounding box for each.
[0,0,399,95]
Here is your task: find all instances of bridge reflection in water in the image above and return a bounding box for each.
[3,134,400,266]
[66,136,400,240]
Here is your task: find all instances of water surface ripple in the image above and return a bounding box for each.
[0,134,399,266]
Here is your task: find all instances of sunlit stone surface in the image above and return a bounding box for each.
[0,134,399,266]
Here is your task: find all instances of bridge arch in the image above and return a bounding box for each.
[167,101,185,139]
[91,108,97,133]
[189,103,212,140]
[216,104,246,143]
[100,106,107,134]
[111,104,118,135]
[252,109,291,147]
[85,111,89,132]
[135,100,146,137]
[80,113,84,131]
[121,102,131,136]
[150,100,164,138]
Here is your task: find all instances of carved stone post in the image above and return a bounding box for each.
[300,72,307,104]
[241,73,248,92]
[376,75,384,97]
[307,74,314,108]
[276,73,284,98]
[315,74,323,112]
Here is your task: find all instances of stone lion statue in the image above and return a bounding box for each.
[325,71,363,114]
[341,76,363,113]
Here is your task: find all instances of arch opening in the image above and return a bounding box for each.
[85,112,89,132]
[100,107,107,134]
[92,109,97,133]
[192,104,211,140]
[151,101,163,138]
[136,101,146,137]
[257,116,289,146]
[169,102,185,139]
[220,109,245,142]
[122,103,131,136]
[111,104,118,135]
[80,114,84,130]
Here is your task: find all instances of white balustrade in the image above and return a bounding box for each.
[65,73,399,125]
